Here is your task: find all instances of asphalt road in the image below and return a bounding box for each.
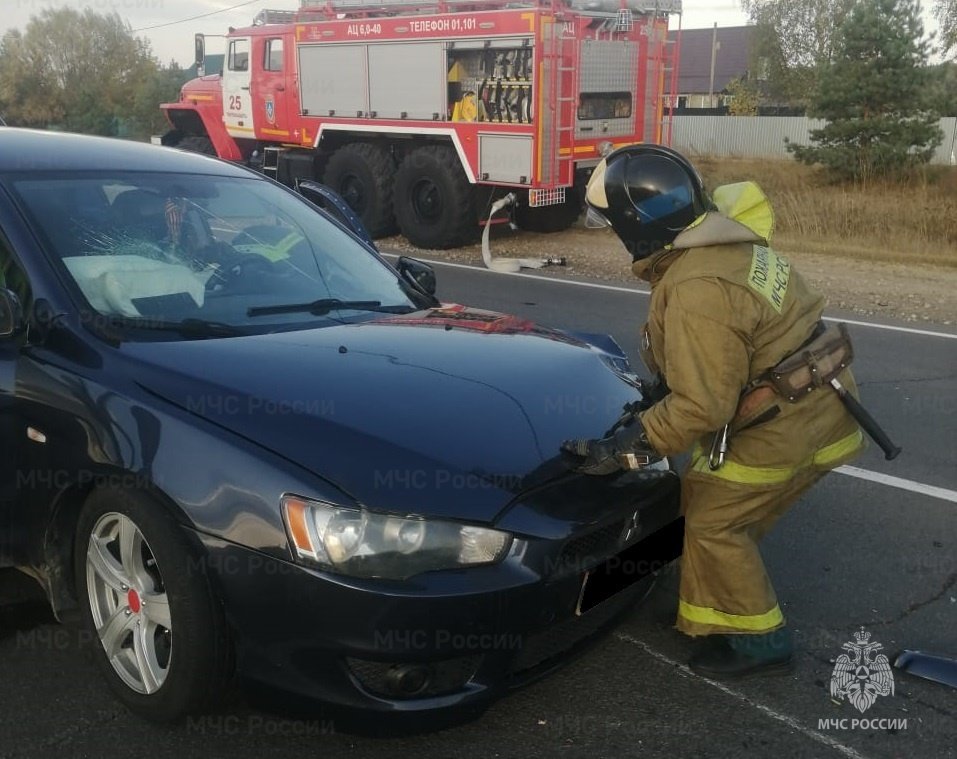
[2,257,955,759]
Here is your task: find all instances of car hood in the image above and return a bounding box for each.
[121,308,645,523]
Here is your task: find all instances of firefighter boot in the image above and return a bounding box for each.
[688,628,794,679]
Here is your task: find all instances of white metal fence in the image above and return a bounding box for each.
[670,116,957,165]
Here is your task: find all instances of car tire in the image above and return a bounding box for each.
[513,192,583,233]
[74,487,232,722]
[394,145,478,249]
[322,142,398,238]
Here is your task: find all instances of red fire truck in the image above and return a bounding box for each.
[160,0,681,249]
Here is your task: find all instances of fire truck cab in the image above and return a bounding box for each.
[161,0,681,249]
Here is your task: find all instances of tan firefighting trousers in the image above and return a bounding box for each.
[676,427,864,636]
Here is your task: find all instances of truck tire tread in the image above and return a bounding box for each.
[394,145,478,250]
[322,142,397,238]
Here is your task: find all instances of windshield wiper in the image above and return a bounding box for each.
[247,298,414,318]
[109,317,247,339]
[163,318,248,337]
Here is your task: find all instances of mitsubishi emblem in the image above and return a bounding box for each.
[620,509,640,545]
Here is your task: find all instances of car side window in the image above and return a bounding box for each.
[264,39,283,72]
[228,40,249,72]
[0,233,31,310]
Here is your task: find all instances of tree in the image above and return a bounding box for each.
[742,0,857,105]
[787,0,942,183]
[127,62,186,139]
[0,8,173,138]
[0,29,63,128]
[726,78,761,116]
[936,0,957,57]
[928,61,957,116]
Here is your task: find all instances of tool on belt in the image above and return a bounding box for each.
[708,424,730,470]
[709,321,901,469]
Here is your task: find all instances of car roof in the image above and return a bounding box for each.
[0,128,254,178]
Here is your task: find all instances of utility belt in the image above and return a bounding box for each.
[759,321,853,402]
[710,321,855,469]
[732,321,853,422]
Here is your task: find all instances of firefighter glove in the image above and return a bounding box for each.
[638,374,670,406]
[560,418,658,476]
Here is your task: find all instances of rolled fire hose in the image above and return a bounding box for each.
[481,193,567,273]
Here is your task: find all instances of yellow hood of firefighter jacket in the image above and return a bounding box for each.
[680,181,775,247]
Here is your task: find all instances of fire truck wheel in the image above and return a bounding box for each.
[514,192,583,233]
[322,143,397,238]
[175,136,216,156]
[394,145,478,250]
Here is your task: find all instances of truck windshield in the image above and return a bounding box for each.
[10,172,416,332]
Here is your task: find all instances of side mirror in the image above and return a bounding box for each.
[0,288,24,338]
[396,256,437,297]
[195,33,206,76]
[295,180,376,249]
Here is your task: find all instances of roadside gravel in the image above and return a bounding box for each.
[381,223,957,327]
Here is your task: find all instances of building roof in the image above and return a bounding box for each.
[668,25,754,94]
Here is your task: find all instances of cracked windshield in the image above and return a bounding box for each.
[11,174,416,330]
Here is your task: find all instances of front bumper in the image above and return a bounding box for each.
[193,472,681,714]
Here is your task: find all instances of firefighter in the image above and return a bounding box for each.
[561,145,866,678]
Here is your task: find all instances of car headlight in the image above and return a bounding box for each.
[281,495,512,580]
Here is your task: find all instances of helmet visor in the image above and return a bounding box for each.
[633,184,693,224]
[585,206,612,228]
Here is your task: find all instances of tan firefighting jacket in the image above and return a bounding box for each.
[635,183,864,482]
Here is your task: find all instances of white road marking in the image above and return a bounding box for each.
[835,466,957,503]
[614,633,871,759]
[383,253,957,339]
[382,252,651,294]
[821,316,957,340]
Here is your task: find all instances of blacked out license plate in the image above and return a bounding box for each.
[576,517,684,616]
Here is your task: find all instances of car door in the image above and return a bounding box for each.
[0,232,23,565]
[223,36,255,140]
[253,36,292,141]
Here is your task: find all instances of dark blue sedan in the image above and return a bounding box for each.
[0,129,681,723]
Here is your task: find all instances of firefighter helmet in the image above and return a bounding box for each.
[585,145,709,261]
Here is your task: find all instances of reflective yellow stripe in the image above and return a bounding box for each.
[678,600,784,631]
[691,453,794,485]
[690,429,865,485]
[235,232,304,262]
[812,428,865,466]
[270,232,305,261]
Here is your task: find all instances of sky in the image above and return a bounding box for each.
[0,0,942,66]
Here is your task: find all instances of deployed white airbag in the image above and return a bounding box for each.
[63,255,207,317]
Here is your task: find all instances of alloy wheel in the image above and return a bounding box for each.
[85,512,172,695]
